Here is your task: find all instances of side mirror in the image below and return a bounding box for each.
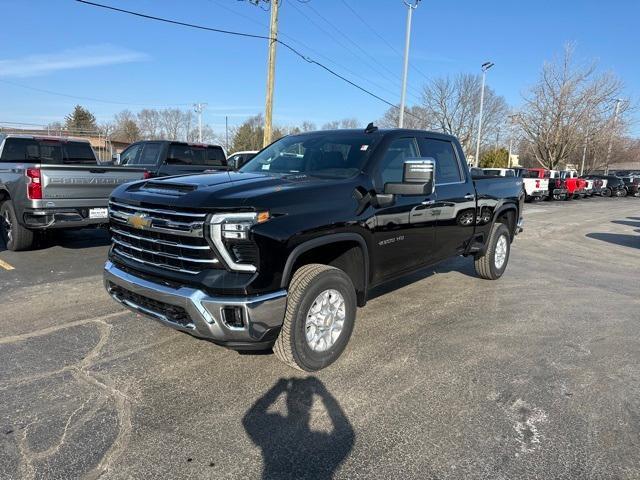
[384,158,435,196]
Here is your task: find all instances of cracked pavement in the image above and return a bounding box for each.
[1,198,639,479]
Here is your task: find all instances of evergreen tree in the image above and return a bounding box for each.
[64,105,98,132]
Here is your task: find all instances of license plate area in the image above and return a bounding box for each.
[89,208,109,219]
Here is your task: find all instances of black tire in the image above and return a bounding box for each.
[602,187,612,197]
[1,201,34,251]
[474,223,511,280]
[274,264,357,371]
[618,189,628,198]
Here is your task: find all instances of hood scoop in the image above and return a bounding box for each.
[140,181,197,196]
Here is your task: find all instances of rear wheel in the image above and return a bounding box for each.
[474,223,511,280]
[602,187,612,197]
[1,201,34,251]
[617,189,628,197]
[274,264,357,371]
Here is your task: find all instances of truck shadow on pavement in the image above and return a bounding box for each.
[243,377,354,480]
[368,255,475,301]
[586,219,640,250]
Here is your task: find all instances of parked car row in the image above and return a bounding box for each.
[0,134,254,251]
[478,166,639,201]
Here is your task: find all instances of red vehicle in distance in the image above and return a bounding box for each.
[527,168,569,201]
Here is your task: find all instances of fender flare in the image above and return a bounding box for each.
[492,203,518,235]
[280,233,370,293]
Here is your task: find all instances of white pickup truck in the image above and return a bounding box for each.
[486,168,549,202]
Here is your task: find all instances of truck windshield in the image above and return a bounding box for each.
[166,143,226,166]
[240,132,381,179]
[0,138,97,165]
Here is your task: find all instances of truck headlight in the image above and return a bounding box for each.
[207,212,269,272]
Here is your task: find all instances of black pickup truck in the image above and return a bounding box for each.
[103,127,524,371]
[115,140,228,178]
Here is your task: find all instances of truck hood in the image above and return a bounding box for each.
[112,171,357,212]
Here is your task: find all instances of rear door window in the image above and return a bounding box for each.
[419,138,463,184]
[167,144,226,166]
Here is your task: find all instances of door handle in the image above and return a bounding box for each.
[421,199,435,206]
[464,194,475,200]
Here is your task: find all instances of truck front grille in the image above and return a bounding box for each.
[108,200,221,274]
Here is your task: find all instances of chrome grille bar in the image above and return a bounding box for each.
[112,238,219,264]
[110,226,210,250]
[108,200,207,218]
[112,247,202,275]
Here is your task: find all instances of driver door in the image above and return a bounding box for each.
[370,136,437,284]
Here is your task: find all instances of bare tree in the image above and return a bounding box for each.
[378,105,428,129]
[112,110,141,143]
[517,45,629,170]
[421,73,508,156]
[300,121,317,132]
[137,109,162,140]
[159,108,187,141]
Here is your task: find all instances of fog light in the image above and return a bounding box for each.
[221,306,245,329]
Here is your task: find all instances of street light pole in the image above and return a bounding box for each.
[398,0,420,128]
[604,98,622,175]
[506,113,519,169]
[474,61,494,167]
[580,123,590,176]
[193,103,207,142]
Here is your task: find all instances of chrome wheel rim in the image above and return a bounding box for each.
[305,289,346,352]
[1,210,11,243]
[494,235,508,269]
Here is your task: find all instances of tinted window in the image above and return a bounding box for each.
[420,138,462,183]
[483,169,502,176]
[378,137,419,186]
[241,132,380,179]
[120,144,142,165]
[167,144,226,166]
[135,143,162,166]
[0,138,96,164]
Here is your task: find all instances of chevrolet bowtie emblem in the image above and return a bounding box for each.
[128,213,152,230]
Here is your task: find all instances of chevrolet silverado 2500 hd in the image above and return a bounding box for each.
[0,134,145,251]
[103,127,524,371]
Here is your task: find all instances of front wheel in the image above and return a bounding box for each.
[274,264,357,371]
[475,223,511,280]
[602,187,612,197]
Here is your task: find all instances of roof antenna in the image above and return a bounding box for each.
[365,122,378,134]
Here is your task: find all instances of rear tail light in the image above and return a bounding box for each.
[143,170,152,179]
[26,168,42,200]
[535,180,540,188]
[555,179,562,188]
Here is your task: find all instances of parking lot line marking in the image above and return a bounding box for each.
[0,258,15,271]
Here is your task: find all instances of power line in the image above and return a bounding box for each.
[0,78,191,107]
[208,0,403,101]
[339,0,431,84]
[287,0,423,103]
[75,0,419,119]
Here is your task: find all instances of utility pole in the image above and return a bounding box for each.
[263,0,279,147]
[193,102,207,142]
[225,115,229,152]
[604,98,622,175]
[474,61,494,167]
[398,0,420,128]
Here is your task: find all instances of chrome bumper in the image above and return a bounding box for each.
[516,217,524,234]
[103,261,287,345]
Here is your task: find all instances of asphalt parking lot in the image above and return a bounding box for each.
[1,197,639,480]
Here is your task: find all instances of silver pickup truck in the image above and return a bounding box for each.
[0,134,145,250]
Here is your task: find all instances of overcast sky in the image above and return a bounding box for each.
[1,0,638,134]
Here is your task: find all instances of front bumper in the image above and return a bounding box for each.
[103,261,287,348]
[23,208,108,229]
